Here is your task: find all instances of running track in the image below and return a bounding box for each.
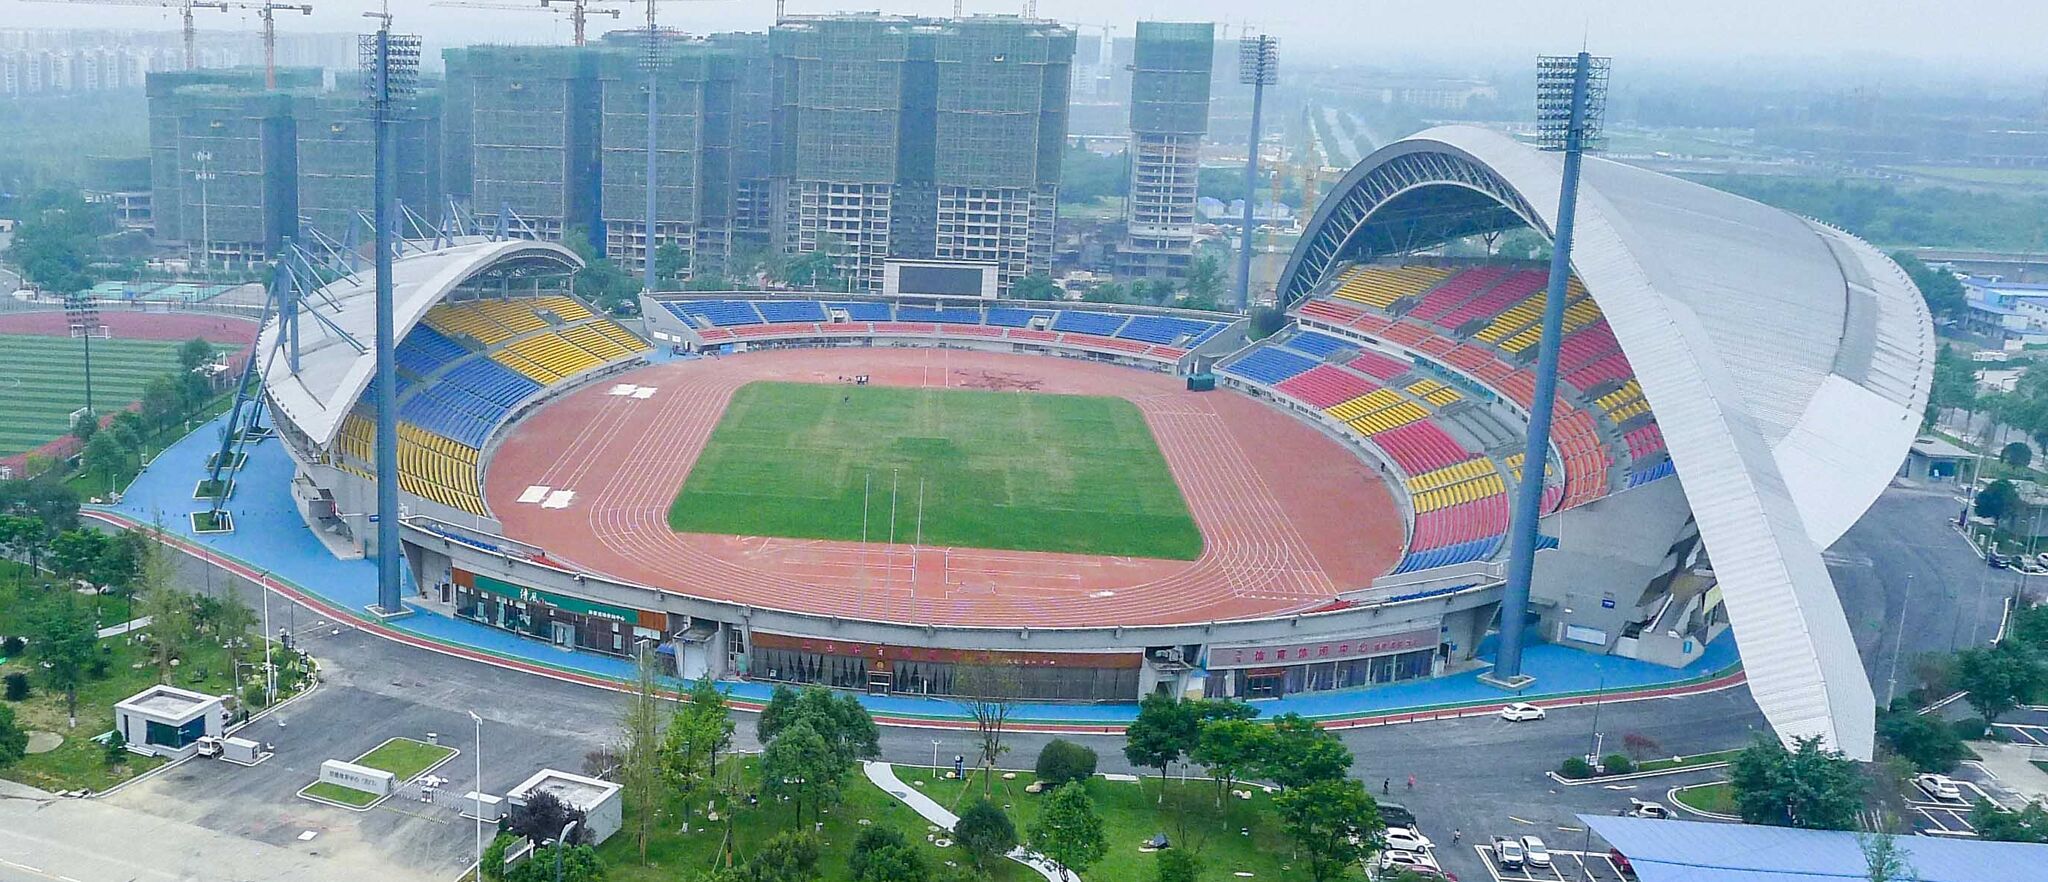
[488,348,1405,628]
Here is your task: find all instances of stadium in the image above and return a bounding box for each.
[258,126,1930,758]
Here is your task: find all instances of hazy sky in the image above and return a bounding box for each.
[5,0,2044,70]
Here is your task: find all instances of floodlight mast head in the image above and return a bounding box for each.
[1534,53,1609,153]
[1237,34,1278,86]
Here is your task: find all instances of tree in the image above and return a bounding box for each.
[850,827,928,882]
[1082,282,1129,304]
[1875,706,1967,773]
[760,720,840,828]
[664,678,735,819]
[139,375,186,429]
[742,831,821,882]
[1892,251,1967,321]
[1011,273,1061,301]
[1263,713,1352,790]
[177,338,215,373]
[1953,641,2046,724]
[1028,782,1107,878]
[785,249,840,291]
[81,430,126,491]
[135,546,192,684]
[1274,778,1380,882]
[953,798,1017,871]
[954,656,1023,794]
[1035,738,1097,787]
[1185,253,1224,302]
[1727,735,1866,830]
[1152,849,1202,882]
[0,703,27,767]
[1972,797,2048,843]
[1192,718,1271,806]
[31,593,97,727]
[47,529,107,585]
[505,844,603,882]
[1976,479,2020,522]
[617,644,667,863]
[103,727,127,765]
[1248,306,1286,339]
[3,673,28,701]
[757,684,800,743]
[505,789,585,845]
[1858,833,1916,882]
[653,243,689,287]
[2004,442,2035,469]
[1124,692,1195,802]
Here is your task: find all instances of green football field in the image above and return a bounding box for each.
[668,381,1203,559]
[0,334,191,457]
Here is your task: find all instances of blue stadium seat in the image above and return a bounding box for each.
[985,308,1049,328]
[1116,315,1221,345]
[1052,310,1130,336]
[1282,330,1350,359]
[755,300,828,323]
[826,301,895,321]
[1219,345,1319,385]
[665,300,765,327]
[899,305,985,324]
[395,325,469,377]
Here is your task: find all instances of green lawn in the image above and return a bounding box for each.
[303,780,382,807]
[1672,781,1735,815]
[0,563,239,793]
[1634,749,1742,774]
[354,737,456,782]
[668,382,1203,559]
[0,334,194,457]
[598,761,1335,882]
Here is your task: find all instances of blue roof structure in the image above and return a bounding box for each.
[1583,817,2046,882]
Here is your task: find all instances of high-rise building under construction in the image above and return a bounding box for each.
[769,14,1073,293]
[1116,21,1213,280]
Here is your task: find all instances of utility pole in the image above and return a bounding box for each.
[1234,34,1277,313]
[193,150,215,270]
[1488,52,1610,690]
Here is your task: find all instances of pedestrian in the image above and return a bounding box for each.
[1453,828,1462,844]
[1383,777,1390,794]
[1407,774,1416,790]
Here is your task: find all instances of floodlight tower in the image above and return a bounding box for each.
[361,16,420,617]
[63,292,98,416]
[1488,51,1610,689]
[1234,34,1277,313]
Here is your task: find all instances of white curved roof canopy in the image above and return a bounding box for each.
[1279,126,1934,760]
[258,237,584,448]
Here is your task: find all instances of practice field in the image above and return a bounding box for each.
[668,381,1203,559]
[0,334,191,457]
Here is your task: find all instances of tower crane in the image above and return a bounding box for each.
[429,0,623,47]
[248,2,314,90]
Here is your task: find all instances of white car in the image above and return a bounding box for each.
[1623,798,1671,819]
[1493,836,1526,869]
[1521,836,1552,868]
[1914,773,1963,801]
[1378,849,1439,872]
[1500,702,1546,722]
[1384,827,1433,853]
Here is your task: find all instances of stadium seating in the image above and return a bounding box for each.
[1052,310,1131,337]
[395,325,470,378]
[1220,346,1319,386]
[1327,264,1454,311]
[826,301,895,321]
[985,307,1049,328]
[667,300,766,328]
[1276,365,1381,410]
[1117,315,1224,346]
[1281,330,1351,359]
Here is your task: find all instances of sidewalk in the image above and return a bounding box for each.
[861,762,1067,882]
[91,413,1748,732]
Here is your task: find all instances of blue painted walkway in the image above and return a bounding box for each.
[105,413,1742,725]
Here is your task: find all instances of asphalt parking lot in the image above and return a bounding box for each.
[1469,844,1633,882]
[105,622,602,879]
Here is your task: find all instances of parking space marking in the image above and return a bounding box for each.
[1472,846,1625,882]
[1911,804,1977,837]
[1994,723,2048,746]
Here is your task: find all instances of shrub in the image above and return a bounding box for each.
[1153,848,1202,882]
[1,636,23,656]
[1559,756,1595,779]
[954,798,1018,870]
[241,682,267,710]
[1602,754,1635,775]
[1952,718,1992,741]
[1036,738,1098,787]
[2,673,28,701]
[103,729,127,766]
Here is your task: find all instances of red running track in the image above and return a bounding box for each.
[0,310,258,345]
[487,348,1405,628]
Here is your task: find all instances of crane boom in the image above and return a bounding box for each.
[430,0,623,47]
[22,1,230,70]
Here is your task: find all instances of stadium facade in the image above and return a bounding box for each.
[258,125,1927,758]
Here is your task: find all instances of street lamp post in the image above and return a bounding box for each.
[469,710,485,880]
[554,819,580,882]
[192,150,215,270]
[931,739,940,779]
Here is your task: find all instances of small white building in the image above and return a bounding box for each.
[113,685,228,759]
[506,769,623,845]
